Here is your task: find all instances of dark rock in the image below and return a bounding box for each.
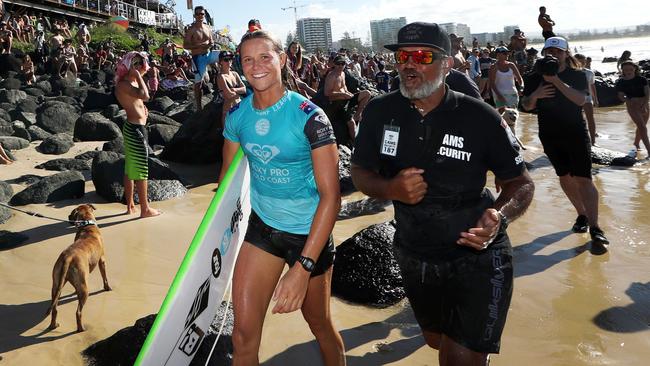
[146,96,175,114]
[48,95,79,106]
[84,89,118,110]
[27,125,52,141]
[23,87,45,97]
[10,170,85,205]
[17,99,39,113]
[332,221,405,307]
[0,54,22,78]
[82,314,155,366]
[35,80,53,94]
[78,72,93,84]
[14,111,37,127]
[0,89,27,104]
[11,122,30,141]
[63,85,88,103]
[592,146,637,166]
[102,137,124,154]
[37,133,74,155]
[595,76,624,107]
[0,109,11,122]
[338,145,355,194]
[7,174,43,185]
[49,76,76,95]
[75,150,101,161]
[142,180,188,203]
[111,110,127,130]
[166,102,197,123]
[0,78,21,90]
[37,101,79,134]
[36,158,92,171]
[0,208,11,225]
[0,230,29,250]
[102,104,121,119]
[0,180,13,202]
[0,122,12,136]
[91,69,107,85]
[147,124,179,147]
[91,151,185,203]
[160,101,223,164]
[82,302,233,366]
[147,112,181,127]
[157,87,190,102]
[74,112,122,141]
[338,197,392,220]
[0,136,29,150]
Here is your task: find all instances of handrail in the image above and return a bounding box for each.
[29,0,179,28]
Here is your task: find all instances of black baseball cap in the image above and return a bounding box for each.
[384,22,450,54]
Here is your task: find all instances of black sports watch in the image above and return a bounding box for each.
[297,256,316,272]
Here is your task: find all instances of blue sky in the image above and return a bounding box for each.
[174,0,649,44]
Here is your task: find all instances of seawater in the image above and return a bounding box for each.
[530,35,650,74]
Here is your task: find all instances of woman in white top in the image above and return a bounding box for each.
[489,46,524,113]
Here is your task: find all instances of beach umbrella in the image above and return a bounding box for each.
[109,16,129,30]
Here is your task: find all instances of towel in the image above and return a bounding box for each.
[115,51,150,84]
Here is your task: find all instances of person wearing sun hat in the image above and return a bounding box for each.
[352,22,534,364]
[522,36,610,251]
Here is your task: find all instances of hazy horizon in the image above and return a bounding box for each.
[174,0,649,45]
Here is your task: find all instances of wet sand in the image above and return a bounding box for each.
[1,106,650,365]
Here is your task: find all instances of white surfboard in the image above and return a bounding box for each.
[135,149,250,366]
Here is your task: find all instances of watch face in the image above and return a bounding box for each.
[299,256,315,272]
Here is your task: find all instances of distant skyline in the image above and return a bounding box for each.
[175,0,649,45]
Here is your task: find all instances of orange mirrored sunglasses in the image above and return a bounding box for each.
[394,50,446,65]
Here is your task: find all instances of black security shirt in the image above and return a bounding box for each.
[615,76,648,98]
[352,88,525,258]
[523,68,587,135]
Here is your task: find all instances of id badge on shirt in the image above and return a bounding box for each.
[381,125,400,157]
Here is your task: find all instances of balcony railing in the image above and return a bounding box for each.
[42,0,178,28]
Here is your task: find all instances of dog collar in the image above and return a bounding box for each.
[75,220,97,228]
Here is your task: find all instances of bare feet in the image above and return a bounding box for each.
[125,204,136,215]
[140,207,162,218]
[0,159,12,165]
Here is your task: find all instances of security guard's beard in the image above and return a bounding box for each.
[399,68,445,100]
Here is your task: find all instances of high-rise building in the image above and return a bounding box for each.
[471,32,498,47]
[439,22,472,43]
[370,17,407,51]
[296,18,332,52]
[503,25,520,37]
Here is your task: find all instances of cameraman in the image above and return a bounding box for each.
[522,37,609,251]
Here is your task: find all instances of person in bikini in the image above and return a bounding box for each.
[114,52,161,218]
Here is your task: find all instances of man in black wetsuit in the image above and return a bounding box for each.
[522,36,610,252]
[351,22,534,365]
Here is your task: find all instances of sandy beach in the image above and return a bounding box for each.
[1,106,650,365]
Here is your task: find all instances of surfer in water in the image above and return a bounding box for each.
[218,30,345,365]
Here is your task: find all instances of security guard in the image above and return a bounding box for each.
[351,22,534,365]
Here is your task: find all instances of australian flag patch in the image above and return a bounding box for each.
[299,100,316,115]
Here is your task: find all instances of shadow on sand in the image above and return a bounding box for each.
[513,230,592,278]
[593,281,650,333]
[0,289,107,354]
[262,306,426,366]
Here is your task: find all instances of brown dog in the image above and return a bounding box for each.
[45,204,111,332]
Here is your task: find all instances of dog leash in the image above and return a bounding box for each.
[0,202,93,226]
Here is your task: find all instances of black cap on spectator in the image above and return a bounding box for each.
[384,22,451,54]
